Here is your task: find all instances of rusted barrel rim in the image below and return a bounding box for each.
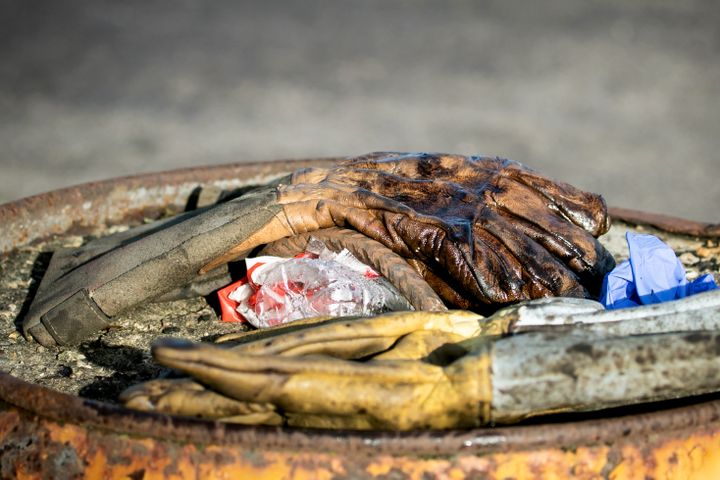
[1,157,719,457]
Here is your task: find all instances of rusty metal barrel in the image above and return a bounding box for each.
[2,160,720,479]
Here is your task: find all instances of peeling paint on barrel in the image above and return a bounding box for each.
[3,404,720,479]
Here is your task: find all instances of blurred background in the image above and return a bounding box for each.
[0,0,718,221]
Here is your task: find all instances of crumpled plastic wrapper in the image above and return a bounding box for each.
[217,239,412,328]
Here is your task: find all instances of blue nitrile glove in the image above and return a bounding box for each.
[600,232,718,309]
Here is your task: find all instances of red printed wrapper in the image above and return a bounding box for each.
[217,253,314,323]
[216,244,411,328]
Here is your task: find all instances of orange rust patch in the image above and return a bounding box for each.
[2,408,720,479]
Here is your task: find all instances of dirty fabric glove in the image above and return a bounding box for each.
[139,304,720,430]
[600,232,718,309]
[122,292,720,428]
[24,152,614,346]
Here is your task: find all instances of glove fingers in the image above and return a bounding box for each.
[405,259,475,309]
[276,192,512,307]
[387,212,519,304]
[152,338,467,430]
[281,159,603,306]
[232,315,405,359]
[502,215,615,289]
[276,183,441,243]
[506,166,611,236]
[283,155,609,306]
[230,311,480,359]
[152,338,443,397]
[476,210,588,298]
[491,176,615,278]
[119,378,281,422]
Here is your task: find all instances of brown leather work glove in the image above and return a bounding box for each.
[210,152,614,308]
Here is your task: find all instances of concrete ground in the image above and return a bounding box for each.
[1,0,718,221]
